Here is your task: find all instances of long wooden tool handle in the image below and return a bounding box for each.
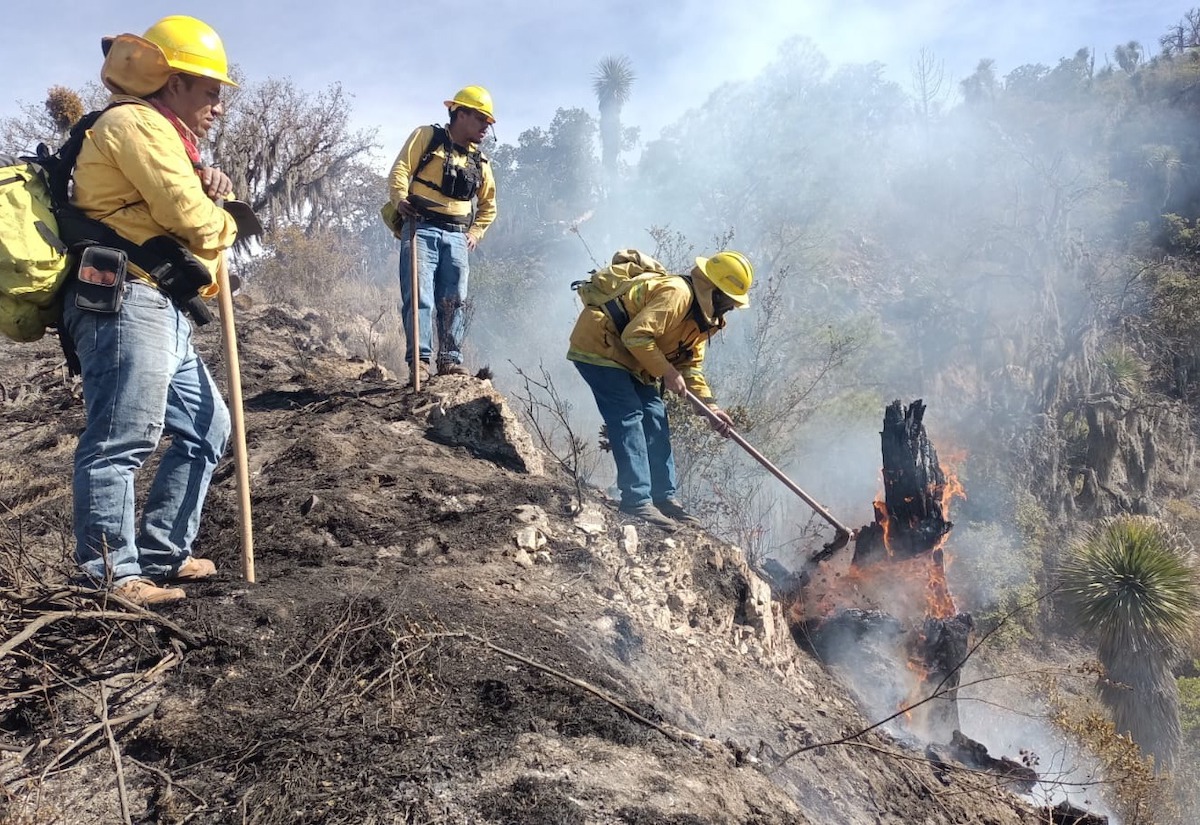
[683,389,853,538]
[409,221,421,392]
[216,259,255,583]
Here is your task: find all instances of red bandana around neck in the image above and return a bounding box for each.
[148,99,202,167]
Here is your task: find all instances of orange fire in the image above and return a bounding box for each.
[795,440,969,741]
[802,453,966,624]
[936,450,967,513]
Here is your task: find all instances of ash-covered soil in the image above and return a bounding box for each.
[1,303,1055,824]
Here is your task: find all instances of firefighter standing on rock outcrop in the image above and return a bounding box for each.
[567,251,754,530]
[385,86,499,382]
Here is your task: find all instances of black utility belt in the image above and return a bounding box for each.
[416,215,468,233]
[71,239,214,325]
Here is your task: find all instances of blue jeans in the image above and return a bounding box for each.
[573,362,677,507]
[62,281,231,585]
[399,222,469,365]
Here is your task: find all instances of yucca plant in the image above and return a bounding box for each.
[1061,516,1200,771]
[592,55,635,182]
[1099,346,1145,397]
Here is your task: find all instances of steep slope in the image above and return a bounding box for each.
[1,304,1052,824]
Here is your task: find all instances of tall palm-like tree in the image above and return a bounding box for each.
[1060,516,1200,771]
[592,56,635,183]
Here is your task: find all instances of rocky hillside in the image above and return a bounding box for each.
[1,303,1091,824]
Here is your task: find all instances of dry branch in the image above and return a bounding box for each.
[99,684,133,825]
[38,702,158,780]
[456,630,706,747]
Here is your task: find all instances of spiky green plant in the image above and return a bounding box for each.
[1099,346,1145,397]
[591,55,635,180]
[1061,516,1200,771]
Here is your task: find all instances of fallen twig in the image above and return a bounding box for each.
[1,585,203,652]
[456,630,705,747]
[127,756,208,806]
[38,702,158,781]
[99,685,133,825]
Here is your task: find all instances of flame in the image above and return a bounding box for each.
[807,451,965,623]
[874,500,894,557]
[922,549,956,619]
[936,453,967,514]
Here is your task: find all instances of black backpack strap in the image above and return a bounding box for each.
[606,273,697,335]
[38,101,132,205]
[413,124,451,190]
[605,297,632,334]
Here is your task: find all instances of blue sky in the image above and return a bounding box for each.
[7,1,1191,161]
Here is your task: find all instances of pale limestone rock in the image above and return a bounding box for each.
[740,572,776,644]
[621,524,639,555]
[514,526,547,551]
[573,504,607,535]
[424,381,545,475]
[653,606,673,630]
[513,504,553,536]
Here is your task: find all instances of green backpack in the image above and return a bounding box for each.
[0,154,71,341]
[570,249,678,332]
[0,106,117,343]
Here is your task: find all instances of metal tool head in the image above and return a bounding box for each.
[223,200,263,238]
[808,528,856,567]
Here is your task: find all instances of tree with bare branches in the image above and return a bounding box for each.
[208,78,379,232]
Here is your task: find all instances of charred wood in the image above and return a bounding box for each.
[793,608,905,662]
[853,399,953,567]
[1044,801,1109,824]
[924,730,1038,793]
[911,613,973,741]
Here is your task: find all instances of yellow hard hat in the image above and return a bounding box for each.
[695,251,753,307]
[444,85,495,123]
[142,15,237,87]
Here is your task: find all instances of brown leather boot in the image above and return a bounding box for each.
[618,501,679,530]
[115,579,186,606]
[169,557,216,581]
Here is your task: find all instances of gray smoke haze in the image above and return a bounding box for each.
[460,12,1197,817]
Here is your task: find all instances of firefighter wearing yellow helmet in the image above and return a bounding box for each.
[386,85,499,379]
[60,15,241,605]
[567,250,754,528]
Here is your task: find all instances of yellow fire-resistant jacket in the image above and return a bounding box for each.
[567,273,724,402]
[71,96,237,292]
[387,125,498,245]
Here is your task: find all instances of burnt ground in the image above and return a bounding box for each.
[0,303,1058,824]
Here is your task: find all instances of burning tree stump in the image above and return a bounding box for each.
[853,399,954,567]
[797,399,974,746]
